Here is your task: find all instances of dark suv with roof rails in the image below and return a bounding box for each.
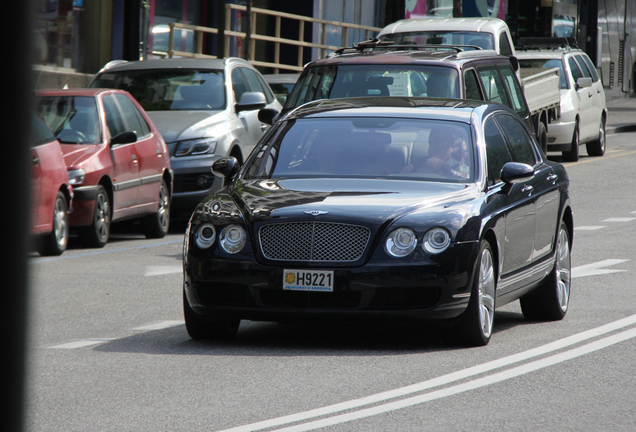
[278,41,535,137]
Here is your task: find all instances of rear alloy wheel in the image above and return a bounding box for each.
[79,185,110,248]
[562,121,580,162]
[142,180,170,238]
[521,221,571,321]
[586,116,606,157]
[183,290,240,340]
[40,191,69,256]
[453,240,496,347]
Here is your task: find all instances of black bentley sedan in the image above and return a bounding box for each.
[183,97,572,346]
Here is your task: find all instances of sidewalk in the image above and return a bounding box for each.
[604,87,636,134]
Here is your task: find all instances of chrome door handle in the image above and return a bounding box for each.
[521,185,534,194]
[132,154,138,163]
[546,174,558,182]
[588,92,593,98]
[32,156,40,166]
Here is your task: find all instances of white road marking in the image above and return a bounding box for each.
[43,338,115,349]
[571,259,629,278]
[132,320,183,331]
[269,328,636,432]
[219,314,636,432]
[574,226,606,231]
[602,217,636,222]
[144,266,182,276]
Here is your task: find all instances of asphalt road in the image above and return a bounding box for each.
[25,130,636,431]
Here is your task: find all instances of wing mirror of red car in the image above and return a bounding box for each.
[212,156,240,179]
[110,131,137,146]
[235,92,267,113]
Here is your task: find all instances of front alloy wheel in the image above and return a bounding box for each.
[453,240,496,346]
[79,185,110,248]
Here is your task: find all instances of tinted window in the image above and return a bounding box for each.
[380,31,494,51]
[496,114,537,166]
[115,94,150,138]
[464,69,483,100]
[284,65,460,110]
[103,95,127,139]
[484,117,513,184]
[232,68,249,102]
[31,111,56,146]
[499,33,513,56]
[477,66,510,107]
[246,118,475,183]
[499,65,528,115]
[35,95,101,144]
[568,57,583,82]
[91,69,226,111]
[580,54,600,82]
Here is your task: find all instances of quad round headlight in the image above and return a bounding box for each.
[195,223,216,249]
[219,224,247,254]
[385,228,418,257]
[422,227,451,254]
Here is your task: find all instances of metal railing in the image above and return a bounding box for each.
[151,3,381,72]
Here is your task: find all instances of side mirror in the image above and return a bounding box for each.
[258,108,280,125]
[500,162,535,185]
[235,92,267,113]
[509,56,519,72]
[576,77,593,89]
[211,156,240,179]
[111,131,137,145]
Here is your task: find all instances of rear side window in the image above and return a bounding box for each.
[477,66,510,107]
[498,65,528,115]
[241,67,276,104]
[577,54,600,82]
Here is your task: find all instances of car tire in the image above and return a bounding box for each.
[78,185,110,248]
[39,191,69,256]
[538,121,548,154]
[453,240,496,347]
[562,121,579,162]
[586,116,606,157]
[183,290,240,340]
[142,180,170,238]
[520,221,571,321]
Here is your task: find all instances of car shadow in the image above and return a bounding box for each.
[93,309,534,356]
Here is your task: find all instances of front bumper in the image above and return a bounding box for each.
[170,154,225,217]
[184,241,480,324]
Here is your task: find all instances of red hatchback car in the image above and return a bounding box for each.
[31,111,73,256]
[35,89,173,247]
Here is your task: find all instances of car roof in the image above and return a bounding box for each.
[307,48,507,68]
[379,18,509,36]
[95,57,252,73]
[283,97,500,123]
[263,73,300,84]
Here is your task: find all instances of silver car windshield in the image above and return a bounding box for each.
[91,69,227,111]
[245,117,475,183]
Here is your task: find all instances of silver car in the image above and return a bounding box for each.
[90,58,282,217]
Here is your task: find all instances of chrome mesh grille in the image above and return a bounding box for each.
[259,222,370,262]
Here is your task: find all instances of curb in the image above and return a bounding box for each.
[607,124,636,134]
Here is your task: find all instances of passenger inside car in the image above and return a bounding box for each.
[402,126,470,179]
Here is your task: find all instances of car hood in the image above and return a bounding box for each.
[229,178,477,227]
[60,144,104,167]
[146,110,226,144]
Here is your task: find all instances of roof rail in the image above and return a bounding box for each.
[331,38,482,55]
[515,37,579,51]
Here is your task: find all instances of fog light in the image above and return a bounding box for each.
[196,175,211,188]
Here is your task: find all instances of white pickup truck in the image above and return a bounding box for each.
[519,66,561,152]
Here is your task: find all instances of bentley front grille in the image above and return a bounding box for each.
[259,222,370,262]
